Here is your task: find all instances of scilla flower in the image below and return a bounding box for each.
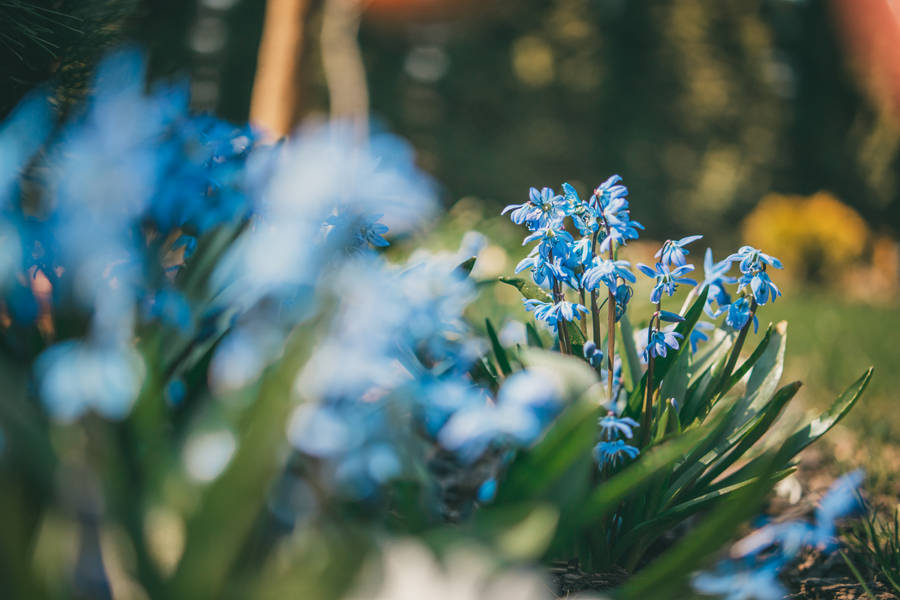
[598,415,639,440]
[727,245,783,273]
[641,328,683,362]
[593,439,640,469]
[582,340,603,368]
[656,234,703,267]
[637,262,697,304]
[523,299,587,331]
[746,270,781,305]
[689,321,715,352]
[701,248,737,317]
[725,296,757,332]
[523,225,574,262]
[582,257,635,293]
[502,186,566,230]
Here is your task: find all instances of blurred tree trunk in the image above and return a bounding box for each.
[249,0,311,139]
[321,0,368,139]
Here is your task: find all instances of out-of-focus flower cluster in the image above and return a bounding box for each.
[693,470,865,600]
[1,48,575,507]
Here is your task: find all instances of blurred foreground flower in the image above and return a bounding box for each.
[344,540,606,600]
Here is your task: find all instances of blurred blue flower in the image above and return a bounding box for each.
[701,248,737,317]
[37,339,145,422]
[813,469,864,548]
[477,478,498,503]
[439,370,562,463]
[692,560,785,600]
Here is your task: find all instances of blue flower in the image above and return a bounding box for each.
[637,262,697,304]
[700,248,737,317]
[727,246,783,274]
[745,270,781,305]
[502,187,566,230]
[583,340,603,367]
[477,478,498,503]
[813,469,864,549]
[689,321,715,352]
[523,299,588,331]
[692,560,785,600]
[593,439,639,469]
[613,284,633,321]
[598,415,639,440]
[656,235,703,267]
[438,370,562,462]
[598,198,644,253]
[37,339,145,422]
[515,252,577,289]
[523,225,574,261]
[641,328,684,362]
[357,214,390,248]
[582,258,635,293]
[562,182,595,235]
[592,174,629,208]
[724,296,757,332]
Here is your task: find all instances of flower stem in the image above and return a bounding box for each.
[590,230,602,344]
[607,289,616,401]
[713,299,758,399]
[640,304,661,447]
[579,289,588,337]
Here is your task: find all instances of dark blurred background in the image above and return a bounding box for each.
[3,0,899,241]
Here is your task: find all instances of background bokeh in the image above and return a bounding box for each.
[2,0,899,481]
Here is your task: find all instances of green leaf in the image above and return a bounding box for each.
[665,324,789,502]
[168,328,314,600]
[717,323,775,399]
[619,315,642,392]
[612,467,793,565]
[625,287,709,418]
[469,356,499,390]
[498,275,551,301]
[659,346,689,409]
[485,318,513,376]
[695,381,801,491]
[495,398,600,503]
[526,322,545,348]
[578,428,704,525]
[616,452,781,599]
[718,367,873,490]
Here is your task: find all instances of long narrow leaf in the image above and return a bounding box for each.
[485,318,513,376]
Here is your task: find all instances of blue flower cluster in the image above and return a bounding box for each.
[594,413,640,470]
[693,470,865,600]
[505,177,643,341]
